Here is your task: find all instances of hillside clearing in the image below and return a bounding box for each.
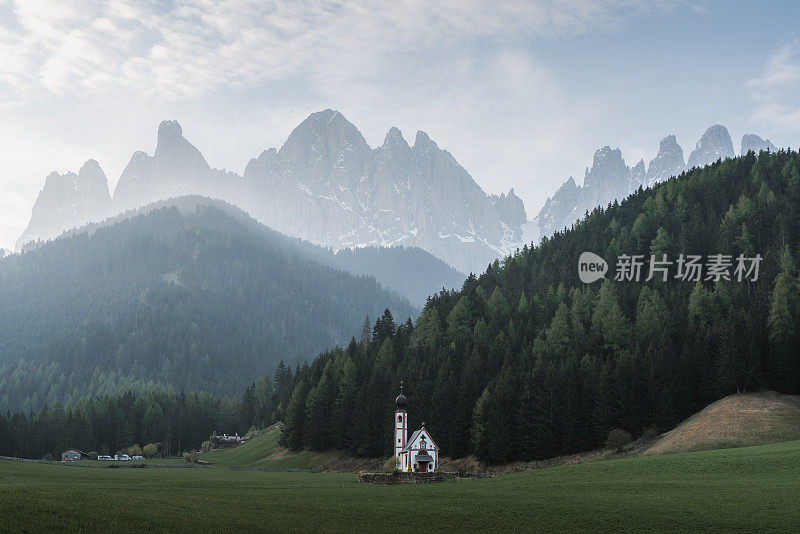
[643,391,800,455]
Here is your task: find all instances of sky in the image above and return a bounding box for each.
[1,0,800,250]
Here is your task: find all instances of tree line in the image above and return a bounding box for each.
[0,361,295,459]
[278,149,800,463]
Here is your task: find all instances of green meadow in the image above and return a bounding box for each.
[2,440,800,532]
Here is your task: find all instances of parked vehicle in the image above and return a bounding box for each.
[117,454,132,461]
[132,455,145,460]
[97,455,114,461]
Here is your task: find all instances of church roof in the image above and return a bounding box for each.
[401,428,439,452]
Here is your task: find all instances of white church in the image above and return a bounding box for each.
[394,384,439,473]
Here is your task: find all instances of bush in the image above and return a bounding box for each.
[86,451,98,460]
[605,428,632,452]
[127,444,143,457]
[383,456,399,473]
[640,426,659,442]
[142,443,159,458]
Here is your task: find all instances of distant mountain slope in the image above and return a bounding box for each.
[0,202,417,412]
[48,195,465,307]
[17,111,525,274]
[644,392,800,455]
[301,246,466,307]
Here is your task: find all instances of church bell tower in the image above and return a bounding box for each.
[394,382,408,458]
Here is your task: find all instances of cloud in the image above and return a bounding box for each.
[746,39,800,133]
[0,0,670,102]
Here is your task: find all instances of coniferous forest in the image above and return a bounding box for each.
[278,149,800,463]
[0,203,416,413]
[0,362,295,459]
[2,150,799,463]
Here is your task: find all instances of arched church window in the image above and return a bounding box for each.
[397,415,403,423]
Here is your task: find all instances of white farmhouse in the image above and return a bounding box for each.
[393,384,439,473]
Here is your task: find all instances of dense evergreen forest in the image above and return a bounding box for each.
[0,362,294,459]
[279,149,800,463]
[0,204,416,412]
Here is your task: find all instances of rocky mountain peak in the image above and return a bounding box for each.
[646,134,685,186]
[114,121,211,211]
[157,119,183,143]
[384,126,405,144]
[741,134,777,156]
[687,125,734,169]
[629,159,646,191]
[413,130,435,151]
[309,108,339,124]
[490,188,527,228]
[583,146,628,203]
[17,159,112,250]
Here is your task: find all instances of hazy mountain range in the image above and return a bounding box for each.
[18,110,524,274]
[17,112,781,273]
[531,125,779,239]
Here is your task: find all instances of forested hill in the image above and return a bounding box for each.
[0,204,416,412]
[27,196,467,308]
[279,149,800,463]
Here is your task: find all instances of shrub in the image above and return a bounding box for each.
[142,443,159,458]
[640,426,660,442]
[605,428,632,452]
[384,456,400,473]
[86,451,98,460]
[127,444,143,457]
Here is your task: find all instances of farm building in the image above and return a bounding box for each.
[61,450,81,461]
[393,384,439,473]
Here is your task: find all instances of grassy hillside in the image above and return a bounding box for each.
[200,426,343,470]
[644,391,800,455]
[2,440,800,532]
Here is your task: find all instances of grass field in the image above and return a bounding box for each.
[199,426,342,470]
[2,440,800,532]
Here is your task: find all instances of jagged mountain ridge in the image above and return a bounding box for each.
[18,160,112,249]
[534,125,779,239]
[240,110,524,274]
[18,110,523,274]
[741,134,777,156]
